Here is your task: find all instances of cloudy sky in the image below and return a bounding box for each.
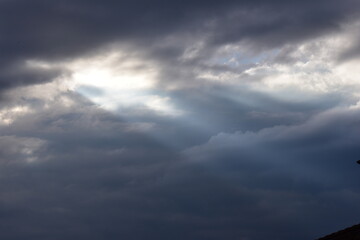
[1,1,360,239]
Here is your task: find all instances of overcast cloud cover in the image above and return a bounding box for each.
[1,0,360,239]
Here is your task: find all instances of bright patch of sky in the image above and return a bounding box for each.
[196,24,360,106]
[67,52,183,116]
[27,52,184,117]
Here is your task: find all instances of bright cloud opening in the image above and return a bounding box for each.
[66,52,183,116]
[27,51,183,117]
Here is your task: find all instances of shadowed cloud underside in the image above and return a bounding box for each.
[0,1,360,240]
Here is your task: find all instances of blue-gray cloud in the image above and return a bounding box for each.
[0,1,360,240]
[0,0,359,89]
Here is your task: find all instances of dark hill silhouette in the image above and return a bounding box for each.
[317,224,360,240]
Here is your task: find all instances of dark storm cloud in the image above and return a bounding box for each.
[0,0,359,90]
[1,1,360,240]
[0,62,63,91]
[0,93,360,240]
[184,106,360,239]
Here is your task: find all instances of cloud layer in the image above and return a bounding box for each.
[1,1,360,240]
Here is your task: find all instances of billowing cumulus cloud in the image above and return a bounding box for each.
[1,1,360,240]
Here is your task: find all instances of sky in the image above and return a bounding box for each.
[1,1,360,239]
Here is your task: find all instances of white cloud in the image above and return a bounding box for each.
[26,49,184,117]
[192,21,360,106]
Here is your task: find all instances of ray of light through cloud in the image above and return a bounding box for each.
[1,1,360,240]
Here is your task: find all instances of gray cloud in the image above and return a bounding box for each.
[1,104,360,240]
[0,67,359,240]
[1,1,360,240]
[0,0,359,90]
